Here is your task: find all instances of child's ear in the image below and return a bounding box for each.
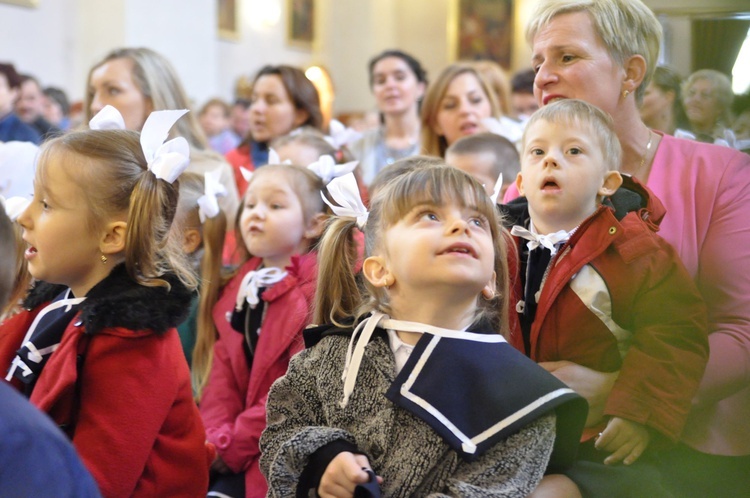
[362,255,394,288]
[481,271,497,299]
[100,221,127,257]
[304,213,328,240]
[182,228,203,254]
[515,172,525,196]
[598,171,623,198]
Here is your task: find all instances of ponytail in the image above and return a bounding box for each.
[313,217,362,327]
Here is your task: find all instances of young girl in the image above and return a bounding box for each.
[0,107,211,496]
[198,163,331,498]
[173,170,227,376]
[259,165,587,497]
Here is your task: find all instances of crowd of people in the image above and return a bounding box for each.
[1,0,749,497]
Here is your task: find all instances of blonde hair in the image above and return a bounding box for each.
[472,60,513,117]
[174,172,228,401]
[523,99,622,171]
[85,47,219,161]
[37,129,198,291]
[526,0,662,102]
[420,63,500,158]
[314,163,511,335]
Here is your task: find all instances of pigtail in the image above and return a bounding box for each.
[192,211,227,401]
[313,217,362,327]
[126,173,198,291]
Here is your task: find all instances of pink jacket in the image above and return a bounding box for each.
[505,133,750,455]
[200,253,317,497]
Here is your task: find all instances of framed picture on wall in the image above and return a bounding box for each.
[218,0,240,40]
[287,0,314,49]
[0,0,39,7]
[451,0,513,67]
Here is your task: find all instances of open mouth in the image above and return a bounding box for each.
[541,178,561,191]
[440,243,477,258]
[24,246,38,258]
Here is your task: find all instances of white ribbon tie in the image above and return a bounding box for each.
[510,225,570,256]
[235,267,288,311]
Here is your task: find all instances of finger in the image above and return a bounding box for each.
[343,457,369,484]
[623,439,648,466]
[594,425,616,451]
[318,481,354,498]
[604,440,636,465]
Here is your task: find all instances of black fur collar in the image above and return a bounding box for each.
[23,264,192,336]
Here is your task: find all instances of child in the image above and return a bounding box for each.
[198,163,330,498]
[445,131,520,199]
[173,170,227,376]
[503,100,708,492]
[0,106,211,496]
[260,166,587,497]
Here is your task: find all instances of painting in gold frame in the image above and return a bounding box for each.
[450,0,513,67]
[218,0,240,40]
[287,0,314,49]
[0,0,38,7]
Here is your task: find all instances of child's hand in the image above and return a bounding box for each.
[319,451,381,498]
[595,417,650,466]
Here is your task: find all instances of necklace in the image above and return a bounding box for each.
[639,130,654,173]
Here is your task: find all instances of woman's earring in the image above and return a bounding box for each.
[100,254,108,264]
[622,89,630,99]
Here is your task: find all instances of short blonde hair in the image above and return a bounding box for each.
[420,63,500,158]
[522,99,622,171]
[526,0,662,102]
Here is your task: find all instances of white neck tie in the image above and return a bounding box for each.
[235,267,287,311]
[510,226,571,256]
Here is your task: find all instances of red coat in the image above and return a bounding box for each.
[225,144,253,197]
[200,253,317,497]
[506,204,709,443]
[0,268,211,497]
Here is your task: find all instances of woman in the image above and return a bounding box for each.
[420,63,500,158]
[225,65,323,196]
[349,50,427,185]
[639,65,688,135]
[517,0,750,496]
[681,68,735,144]
[86,47,240,224]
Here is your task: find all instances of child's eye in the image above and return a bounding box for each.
[419,211,439,222]
[568,147,582,155]
[40,200,49,209]
[107,86,120,96]
[270,203,283,209]
[531,148,544,156]
[245,202,255,210]
[470,215,489,228]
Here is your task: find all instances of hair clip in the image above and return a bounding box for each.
[308,155,358,185]
[322,172,368,229]
[88,105,191,184]
[0,195,31,221]
[197,168,228,222]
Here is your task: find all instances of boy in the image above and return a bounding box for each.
[445,132,519,199]
[501,100,708,473]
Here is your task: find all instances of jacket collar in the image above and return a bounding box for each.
[23,264,193,335]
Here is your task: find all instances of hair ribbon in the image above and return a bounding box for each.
[322,172,368,229]
[89,105,191,184]
[490,173,503,204]
[308,154,358,185]
[197,168,228,222]
[325,118,362,149]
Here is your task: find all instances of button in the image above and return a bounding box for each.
[608,227,617,235]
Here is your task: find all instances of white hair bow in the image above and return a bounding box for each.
[325,119,363,149]
[308,155,358,185]
[0,195,31,221]
[322,172,368,229]
[197,168,228,222]
[88,105,191,184]
[481,116,525,144]
[235,267,288,311]
[266,147,291,166]
[490,173,504,204]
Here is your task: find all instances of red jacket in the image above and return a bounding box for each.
[505,203,709,443]
[225,144,253,197]
[0,267,210,498]
[200,253,317,497]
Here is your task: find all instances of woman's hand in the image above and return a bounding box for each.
[319,452,382,498]
[539,361,619,427]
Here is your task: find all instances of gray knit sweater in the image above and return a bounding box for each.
[260,332,555,497]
